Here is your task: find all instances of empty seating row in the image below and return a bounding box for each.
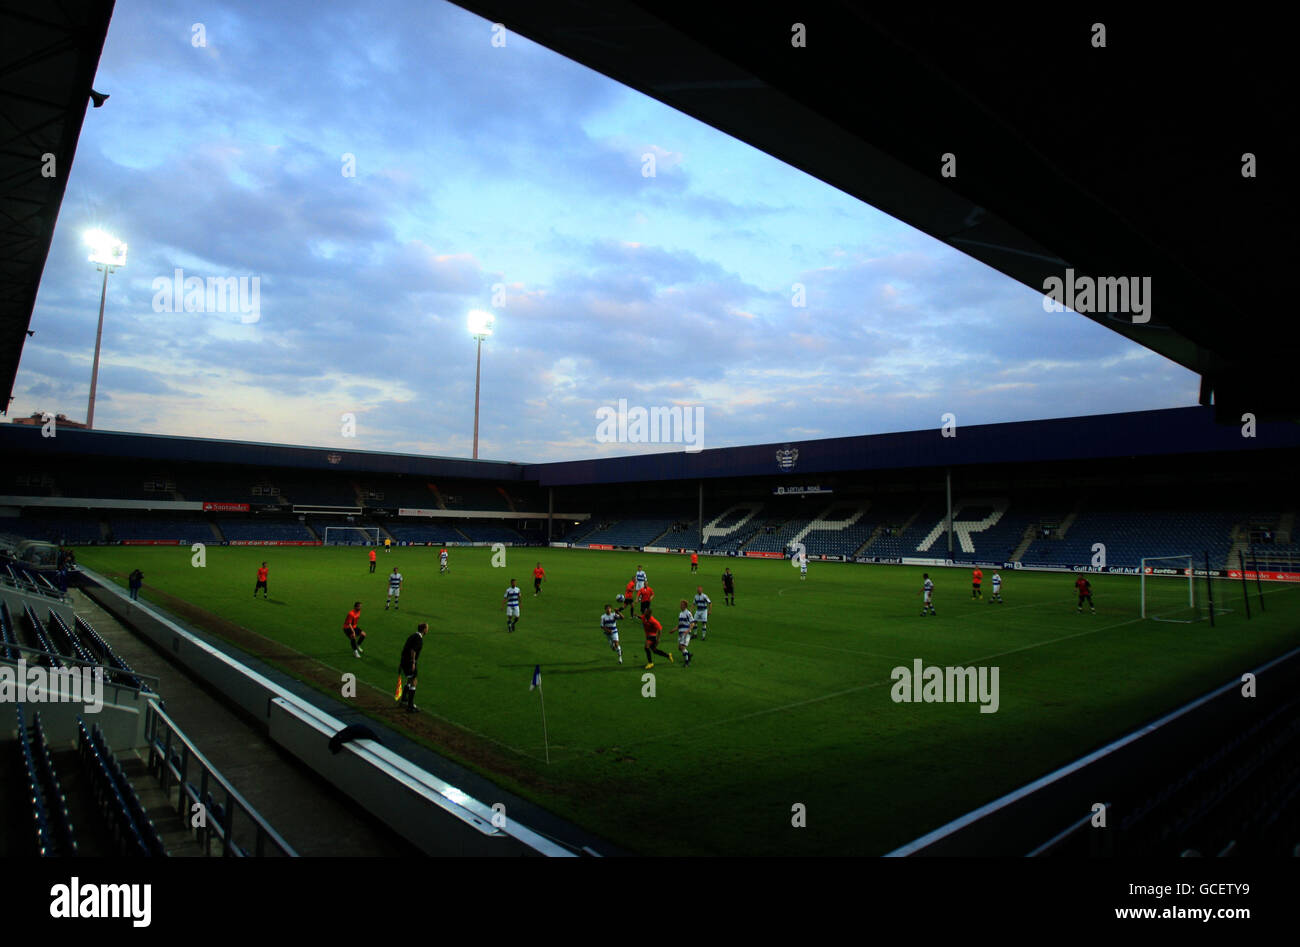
[217,517,316,542]
[577,518,678,547]
[73,615,150,692]
[1,601,19,660]
[17,706,78,856]
[76,717,166,857]
[458,524,527,543]
[385,524,468,543]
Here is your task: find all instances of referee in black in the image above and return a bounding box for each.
[399,622,427,713]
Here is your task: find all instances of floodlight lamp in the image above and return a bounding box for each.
[85,229,127,267]
[467,309,495,338]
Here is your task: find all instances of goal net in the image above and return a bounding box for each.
[323,526,380,546]
[1140,555,1221,622]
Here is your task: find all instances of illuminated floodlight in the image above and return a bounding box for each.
[84,229,128,268]
[467,309,495,339]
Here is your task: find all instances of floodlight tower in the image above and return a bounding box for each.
[84,229,128,429]
[467,309,495,459]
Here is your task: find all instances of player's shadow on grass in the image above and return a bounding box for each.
[263,599,289,606]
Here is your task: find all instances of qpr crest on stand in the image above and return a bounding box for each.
[326,453,342,465]
[775,445,799,471]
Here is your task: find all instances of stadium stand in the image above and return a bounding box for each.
[2,511,104,545]
[700,505,768,551]
[48,469,174,501]
[457,524,526,544]
[385,522,468,544]
[16,706,77,856]
[0,602,18,660]
[366,479,444,508]
[262,477,357,507]
[1019,508,1243,570]
[576,517,678,547]
[77,717,166,856]
[107,514,215,544]
[4,471,57,497]
[217,516,316,543]
[438,482,512,511]
[73,614,151,693]
[561,518,604,543]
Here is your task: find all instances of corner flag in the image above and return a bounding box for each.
[529,665,548,763]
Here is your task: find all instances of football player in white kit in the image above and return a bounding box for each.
[675,599,695,667]
[634,566,648,591]
[439,547,449,574]
[799,553,808,580]
[692,585,712,640]
[600,604,623,664]
[920,573,936,616]
[385,567,403,610]
[990,572,1003,604]
[503,579,521,632]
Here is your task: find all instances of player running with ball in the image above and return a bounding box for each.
[640,611,673,669]
[600,605,623,664]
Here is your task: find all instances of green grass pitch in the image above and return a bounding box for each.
[75,544,1300,855]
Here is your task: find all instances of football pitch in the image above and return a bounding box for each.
[76,544,1300,855]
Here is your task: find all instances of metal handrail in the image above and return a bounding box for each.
[0,640,163,692]
[144,699,297,857]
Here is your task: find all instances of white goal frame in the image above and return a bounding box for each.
[323,526,381,546]
[1140,554,1196,622]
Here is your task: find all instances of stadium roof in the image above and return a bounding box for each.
[449,3,1293,420]
[0,0,114,412]
[526,406,1300,487]
[4,406,1297,489]
[0,422,527,481]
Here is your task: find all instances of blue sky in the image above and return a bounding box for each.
[13,0,1201,461]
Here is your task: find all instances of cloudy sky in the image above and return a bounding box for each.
[14,0,1200,462]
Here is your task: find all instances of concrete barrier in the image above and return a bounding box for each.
[78,566,574,856]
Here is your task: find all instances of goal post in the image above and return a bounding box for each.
[1140,555,1196,622]
[323,526,380,546]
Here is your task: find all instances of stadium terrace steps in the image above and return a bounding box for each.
[65,590,413,856]
[46,747,113,856]
[853,524,884,557]
[117,753,206,856]
[647,520,697,547]
[1010,523,1040,562]
[1057,501,1082,539]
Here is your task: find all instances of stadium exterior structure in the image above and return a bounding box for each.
[1,405,1298,578]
